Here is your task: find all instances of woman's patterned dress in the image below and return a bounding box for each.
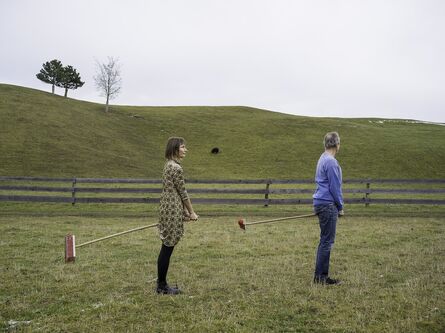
[158,159,189,246]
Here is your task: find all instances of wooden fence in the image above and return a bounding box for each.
[1,176,444,206]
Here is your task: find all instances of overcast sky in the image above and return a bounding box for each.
[1,0,444,123]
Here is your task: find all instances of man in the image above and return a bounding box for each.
[312,132,344,285]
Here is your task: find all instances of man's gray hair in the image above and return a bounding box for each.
[324,132,340,149]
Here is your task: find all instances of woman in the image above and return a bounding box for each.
[156,137,199,295]
[312,132,344,285]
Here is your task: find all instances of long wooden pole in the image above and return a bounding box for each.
[239,213,316,230]
[76,223,158,248]
[246,213,316,226]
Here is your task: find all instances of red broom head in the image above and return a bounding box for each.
[65,234,76,263]
[238,218,246,230]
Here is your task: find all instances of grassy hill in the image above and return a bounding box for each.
[0,83,444,179]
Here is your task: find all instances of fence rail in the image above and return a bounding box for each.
[0,176,444,206]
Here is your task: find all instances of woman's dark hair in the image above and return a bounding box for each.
[165,137,185,160]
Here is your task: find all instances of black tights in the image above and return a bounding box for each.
[157,244,174,286]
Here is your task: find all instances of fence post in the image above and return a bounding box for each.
[264,180,271,207]
[71,178,77,205]
[365,181,370,207]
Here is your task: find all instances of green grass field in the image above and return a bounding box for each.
[1,215,444,332]
[1,83,444,332]
[1,84,444,179]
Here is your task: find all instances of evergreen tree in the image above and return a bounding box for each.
[57,65,85,97]
[36,59,63,94]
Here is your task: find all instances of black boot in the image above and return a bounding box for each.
[313,276,341,285]
[156,282,181,295]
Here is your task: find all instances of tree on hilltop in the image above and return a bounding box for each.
[94,57,122,112]
[36,59,63,94]
[56,65,85,97]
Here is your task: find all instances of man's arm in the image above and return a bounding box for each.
[327,160,344,211]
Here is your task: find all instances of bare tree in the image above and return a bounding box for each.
[94,57,122,112]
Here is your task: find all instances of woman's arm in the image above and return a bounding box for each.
[171,164,189,201]
[183,198,198,220]
[171,164,198,220]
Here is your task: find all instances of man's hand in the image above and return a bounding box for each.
[338,209,345,217]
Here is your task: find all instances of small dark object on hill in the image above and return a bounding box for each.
[211,147,220,154]
[130,114,144,119]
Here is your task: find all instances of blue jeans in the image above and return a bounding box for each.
[314,204,338,279]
